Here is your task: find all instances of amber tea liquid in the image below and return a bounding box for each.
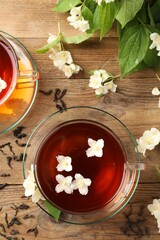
[36,120,126,213]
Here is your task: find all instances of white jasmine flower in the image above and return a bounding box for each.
[148,199,160,219]
[53,51,73,68]
[149,33,160,56]
[136,128,160,156]
[67,6,81,23]
[0,77,7,92]
[47,33,82,78]
[152,87,160,96]
[89,71,103,89]
[70,6,82,18]
[147,199,160,232]
[32,188,45,203]
[104,80,117,92]
[56,155,72,172]
[76,18,90,33]
[99,69,110,82]
[95,85,109,96]
[69,18,90,32]
[71,173,91,195]
[89,69,116,96]
[86,138,104,157]
[60,63,81,78]
[55,174,73,194]
[23,164,45,203]
[67,5,90,32]
[89,69,110,89]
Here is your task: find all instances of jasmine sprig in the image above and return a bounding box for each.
[52,0,160,78]
[36,23,93,54]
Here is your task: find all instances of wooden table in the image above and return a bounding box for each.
[0,1,160,239]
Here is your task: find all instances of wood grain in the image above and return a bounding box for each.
[0,0,160,239]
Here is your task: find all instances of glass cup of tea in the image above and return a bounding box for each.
[0,34,39,106]
[23,106,145,224]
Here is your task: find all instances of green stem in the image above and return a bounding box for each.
[114,74,121,79]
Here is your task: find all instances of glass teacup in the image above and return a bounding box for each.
[0,34,39,106]
[23,106,145,224]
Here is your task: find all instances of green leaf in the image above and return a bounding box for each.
[143,47,160,70]
[116,0,144,28]
[35,35,61,53]
[137,3,149,24]
[99,1,116,40]
[127,61,148,75]
[63,33,93,44]
[147,4,155,27]
[85,0,97,13]
[81,5,93,28]
[151,0,160,23]
[92,5,100,31]
[118,25,150,77]
[52,0,81,13]
[45,200,61,222]
[117,18,138,40]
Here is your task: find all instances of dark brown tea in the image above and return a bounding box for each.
[35,120,126,213]
[0,38,17,105]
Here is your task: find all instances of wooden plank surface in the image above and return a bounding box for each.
[0,0,160,239]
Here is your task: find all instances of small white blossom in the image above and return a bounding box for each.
[0,77,7,92]
[71,173,91,195]
[55,174,73,194]
[89,71,103,89]
[67,6,82,23]
[152,87,160,96]
[89,69,110,89]
[86,138,104,157]
[23,164,45,203]
[60,63,81,78]
[147,199,160,233]
[70,6,82,18]
[56,155,72,172]
[136,128,160,156]
[67,5,90,32]
[89,69,116,96]
[95,85,109,96]
[104,80,117,93]
[53,51,73,68]
[149,33,160,56]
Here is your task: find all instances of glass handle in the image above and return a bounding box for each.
[17,70,39,83]
[126,163,145,171]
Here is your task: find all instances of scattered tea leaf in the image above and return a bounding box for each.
[26,227,38,237]
[39,89,53,96]
[0,184,8,190]
[10,229,19,235]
